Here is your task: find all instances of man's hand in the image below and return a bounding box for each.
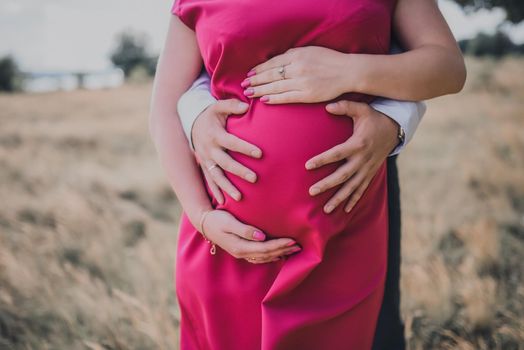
[306,101,400,214]
[192,99,262,204]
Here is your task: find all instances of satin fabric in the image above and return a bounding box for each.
[172,0,395,348]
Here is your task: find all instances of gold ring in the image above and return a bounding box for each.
[247,257,258,261]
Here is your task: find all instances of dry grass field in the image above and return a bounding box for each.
[0,58,523,349]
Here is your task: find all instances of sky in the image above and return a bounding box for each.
[1,0,523,72]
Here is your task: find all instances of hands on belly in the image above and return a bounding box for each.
[190,96,399,263]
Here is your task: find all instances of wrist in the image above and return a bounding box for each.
[376,111,402,153]
[188,205,214,232]
[342,54,367,94]
[388,121,404,154]
[190,104,213,151]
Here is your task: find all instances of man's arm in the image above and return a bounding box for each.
[177,70,426,156]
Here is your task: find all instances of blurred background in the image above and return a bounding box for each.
[0,0,523,349]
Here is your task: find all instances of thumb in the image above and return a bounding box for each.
[214,98,249,116]
[227,217,266,242]
[325,100,368,118]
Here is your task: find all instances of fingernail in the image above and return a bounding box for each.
[253,230,265,241]
[238,102,249,110]
[260,96,270,103]
[326,103,337,109]
[232,192,241,201]
[288,247,302,254]
[305,162,316,170]
[245,173,257,183]
[251,149,262,158]
[324,204,334,213]
[241,79,251,88]
[244,88,254,97]
[345,205,354,213]
[309,187,320,196]
[247,69,256,77]
[286,241,297,247]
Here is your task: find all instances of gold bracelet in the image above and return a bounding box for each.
[198,209,217,255]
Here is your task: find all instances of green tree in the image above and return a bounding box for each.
[465,31,519,57]
[454,0,523,23]
[0,56,21,92]
[110,32,156,78]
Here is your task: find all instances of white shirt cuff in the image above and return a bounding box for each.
[371,98,427,156]
[177,70,217,150]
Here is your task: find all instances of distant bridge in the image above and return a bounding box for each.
[22,68,125,93]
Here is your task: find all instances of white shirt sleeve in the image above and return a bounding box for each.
[370,98,426,156]
[177,69,217,150]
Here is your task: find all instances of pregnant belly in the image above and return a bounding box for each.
[213,101,366,244]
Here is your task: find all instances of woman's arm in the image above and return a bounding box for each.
[245,0,465,102]
[149,16,210,228]
[345,0,466,100]
[150,16,301,261]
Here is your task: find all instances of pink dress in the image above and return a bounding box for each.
[172,0,395,348]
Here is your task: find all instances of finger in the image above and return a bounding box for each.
[239,241,302,261]
[305,142,352,170]
[323,171,367,214]
[226,218,299,251]
[245,243,302,264]
[212,149,257,183]
[246,65,294,87]
[203,168,224,205]
[220,133,262,158]
[344,177,373,213]
[244,79,294,99]
[325,100,369,117]
[225,218,268,242]
[226,235,297,257]
[248,52,291,76]
[247,244,302,261]
[259,91,305,105]
[212,99,250,116]
[206,162,242,201]
[309,159,362,196]
[245,254,284,264]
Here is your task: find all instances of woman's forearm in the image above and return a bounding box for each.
[346,45,466,101]
[343,0,466,101]
[150,17,211,229]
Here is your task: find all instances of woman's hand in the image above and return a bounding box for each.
[241,46,351,104]
[201,210,302,264]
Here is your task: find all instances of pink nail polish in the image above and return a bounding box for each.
[253,230,265,241]
[247,69,256,77]
[286,241,296,247]
[289,247,302,254]
[260,96,270,103]
[241,79,251,88]
[244,88,254,96]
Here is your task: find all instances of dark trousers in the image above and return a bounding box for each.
[372,156,406,350]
